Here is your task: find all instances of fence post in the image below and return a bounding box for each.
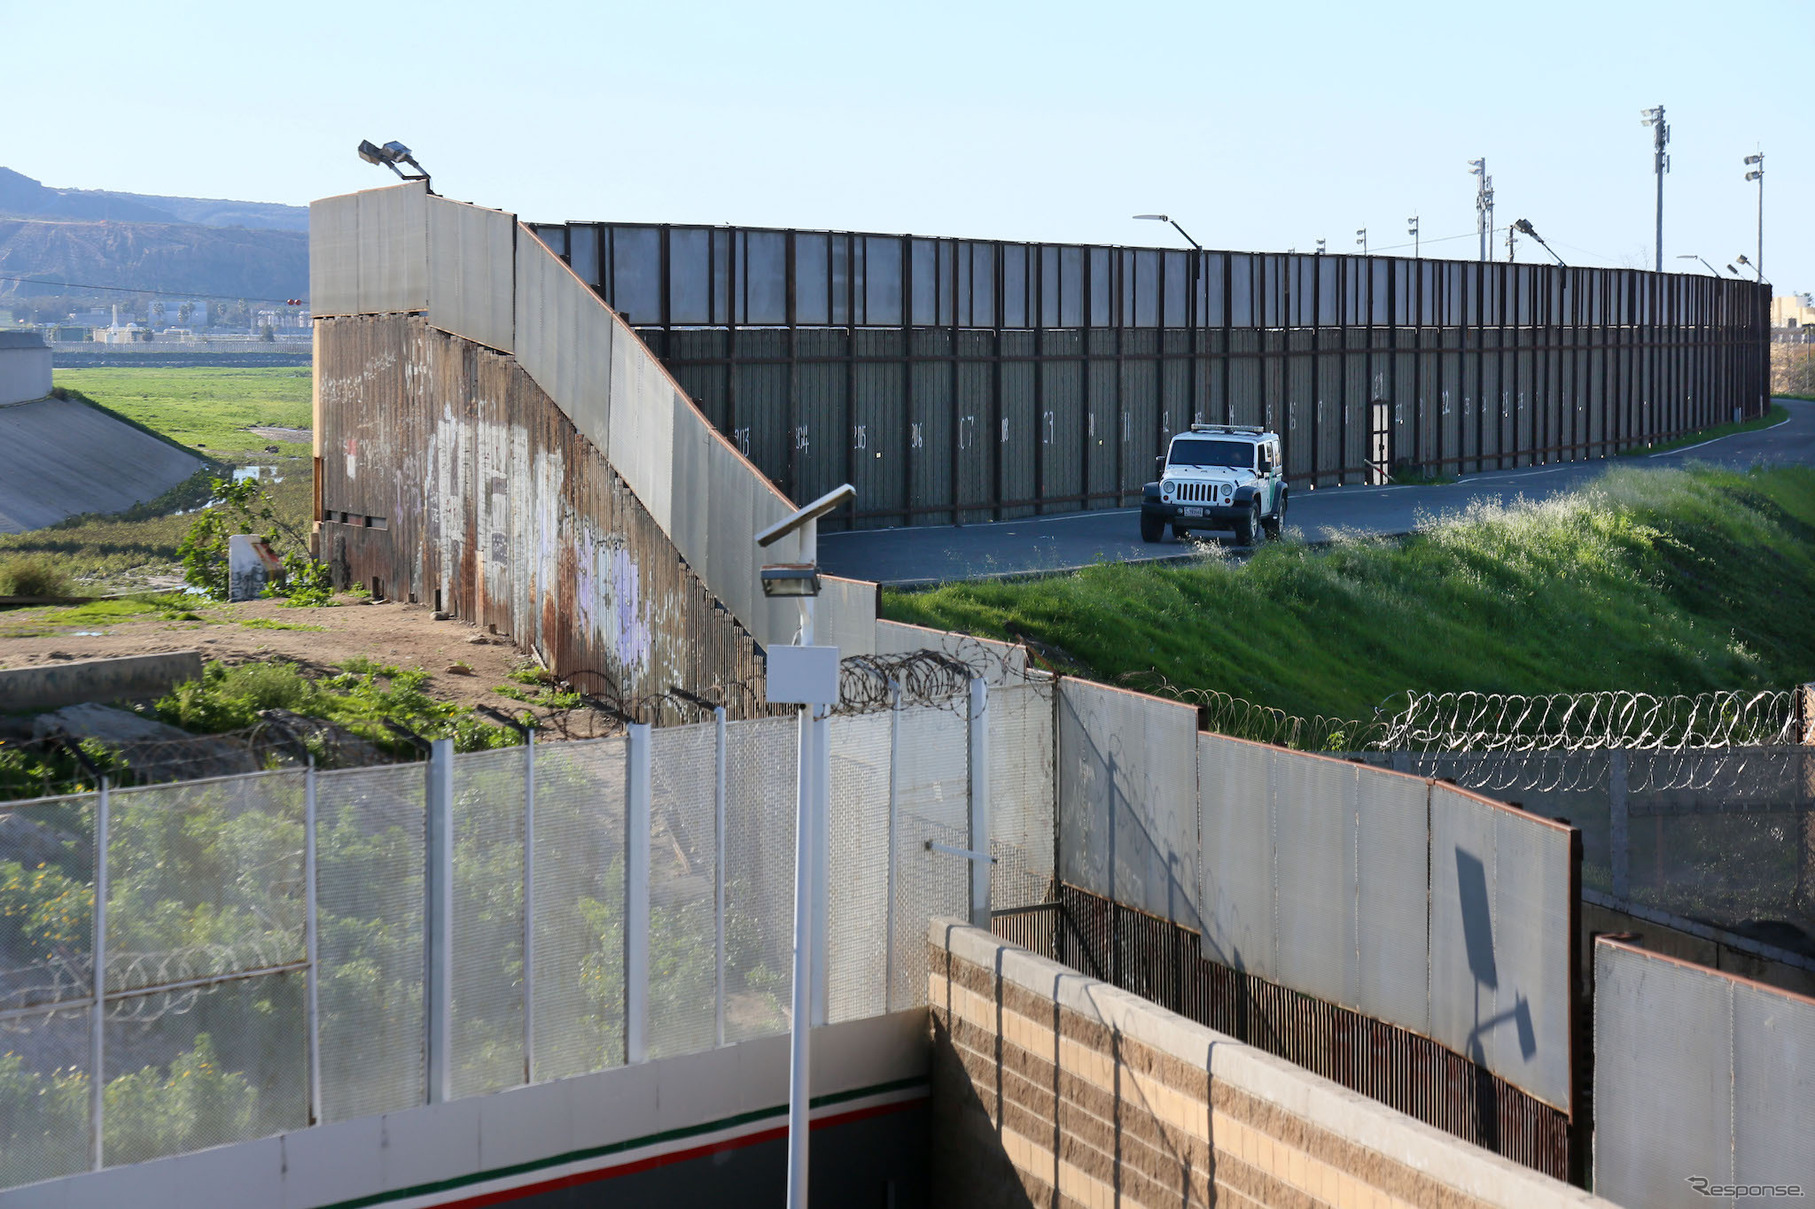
[714,706,727,1048]
[522,727,536,1083]
[968,675,991,928]
[884,682,901,1013]
[812,703,829,1028]
[424,739,454,1104]
[305,760,322,1125]
[1609,749,1629,899]
[626,722,651,1064]
[89,777,109,1170]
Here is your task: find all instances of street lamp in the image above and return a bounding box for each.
[1132,213,1203,250]
[755,482,856,1209]
[1735,254,1762,282]
[1407,216,1420,259]
[1315,238,1325,255]
[1743,152,1764,282]
[1512,219,1566,268]
[1676,254,1722,277]
[1640,107,1669,271]
[1355,227,1368,255]
[356,139,430,189]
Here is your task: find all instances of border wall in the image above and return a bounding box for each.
[527,220,1772,529]
[929,920,1612,1209]
[1593,938,1815,1208]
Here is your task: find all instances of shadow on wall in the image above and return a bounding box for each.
[1456,845,1538,1156]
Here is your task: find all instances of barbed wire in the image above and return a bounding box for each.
[1381,689,1800,753]
[1117,674,1390,751]
[0,937,301,1025]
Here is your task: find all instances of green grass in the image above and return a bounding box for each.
[234,617,326,631]
[0,595,204,638]
[884,465,1815,724]
[1618,402,1791,457]
[50,367,312,455]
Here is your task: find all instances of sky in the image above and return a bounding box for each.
[7,0,1809,293]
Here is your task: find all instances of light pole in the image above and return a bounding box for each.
[755,483,857,1209]
[1676,253,1722,277]
[1133,213,1203,250]
[1468,159,1493,262]
[1512,219,1566,268]
[1356,227,1368,255]
[1735,254,1762,282]
[1744,152,1764,282]
[1407,216,1420,259]
[1640,106,1669,271]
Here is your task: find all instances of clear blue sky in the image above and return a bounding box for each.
[9,0,1809,292]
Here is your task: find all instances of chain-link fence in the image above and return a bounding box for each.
[0,669,1040,1192]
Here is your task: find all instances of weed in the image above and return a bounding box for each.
[0,555,73,598]
[235,618,326,632]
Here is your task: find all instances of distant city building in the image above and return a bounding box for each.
[1771,294,1815,329]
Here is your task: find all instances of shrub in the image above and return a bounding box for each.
[0,554,74,598]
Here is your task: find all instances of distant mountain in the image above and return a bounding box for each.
[0,168,308,232]
[0,168,309,305]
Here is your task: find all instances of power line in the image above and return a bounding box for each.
[0,273,303,305]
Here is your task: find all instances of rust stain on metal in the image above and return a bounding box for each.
[314,313,769,720]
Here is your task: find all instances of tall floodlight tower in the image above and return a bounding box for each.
[1744,151,1764,281]
[1641,106,1670,271]
[1468,159,1493,261]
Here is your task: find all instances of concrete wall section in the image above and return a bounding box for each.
[0,651,202,711]
[0,396,204,534]
[0,334,52,407]
[310,183,430,317]
[426,196,515,355]
[928,920,1612,1209]
[1,1012,929,1209]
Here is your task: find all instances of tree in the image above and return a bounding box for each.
[178,302,194,326]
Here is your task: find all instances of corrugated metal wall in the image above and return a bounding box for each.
[315,313,767,717]
[531,220,1773,530]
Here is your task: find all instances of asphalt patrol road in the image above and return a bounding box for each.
[819,397,1815,587]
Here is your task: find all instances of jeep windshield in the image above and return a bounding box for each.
[1167,438,1254,469]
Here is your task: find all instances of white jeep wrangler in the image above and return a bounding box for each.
[1140,425,1287,546]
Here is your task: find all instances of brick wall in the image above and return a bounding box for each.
[928,920,1611,1209]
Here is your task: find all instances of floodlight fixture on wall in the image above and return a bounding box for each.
[1677,254,1722,277]
[1735,254,1762,281]
[760,565,822,598]
[1511,219,1566,268]
[1132,214,1203,251]
[357,139,431,189]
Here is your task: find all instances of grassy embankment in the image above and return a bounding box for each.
[1617,401,1790,457]
[884,464,1815,725]
[0,367,313,589]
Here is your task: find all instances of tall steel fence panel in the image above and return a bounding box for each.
[530,737,626,1080]
[1197,734,1276,979]
[891,704,970,1009]
[0,792,95,1186]
[314,762,426,1122]
[722,716,797,1042]
[449,747,525,1098]
[647,723,720,1058]
[1593,943,1736,1208]
[1057,680,1200,929]
[827,711,891,1023]
[989,679,1056,911]
[1428,784,1573,1112]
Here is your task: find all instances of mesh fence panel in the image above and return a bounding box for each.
[989,680,1055,911]
[0,1005,88,1187]
[450,747,526,1099]
[101,971,307,1165]
[106,772,307,993]
[891,705,970,1010]
[722,717,796,1042]
[315,761,426,1122]
[531,737,625,1081]
[647,724,718,1059]
[0,793,94,1013]
[827,712,890,1024]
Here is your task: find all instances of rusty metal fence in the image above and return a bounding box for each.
[993,884,1575,1182]
[529,221,1771,529]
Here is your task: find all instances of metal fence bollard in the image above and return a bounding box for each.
[424,738,454,1104]
[626,722,651,1064]
[969,675,991,928]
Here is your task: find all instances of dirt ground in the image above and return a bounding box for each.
[0,596,533,713]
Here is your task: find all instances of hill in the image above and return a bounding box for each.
[0,168,306,231]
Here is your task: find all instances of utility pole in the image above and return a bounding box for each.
[1355,227,1368,255]
[1408,216,1420,259]
[1744,151,1764,281]
[1641,106,1669,271]
[1469,158,1493,262]
[1507,222,1517,263]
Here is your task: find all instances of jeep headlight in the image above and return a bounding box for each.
[1161,479,1175,500]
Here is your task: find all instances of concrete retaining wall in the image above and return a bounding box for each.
[928,919,1611,1209]
[0,651,202,713]
[1,1011,929,1209]
[0,397,204,533]
[0,334,52,407]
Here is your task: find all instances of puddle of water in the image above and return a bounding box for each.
[233,465,284,484]
[70,631,107,637]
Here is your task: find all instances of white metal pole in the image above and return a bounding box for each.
[305,761,322,1125]
[522,728,535,1084]
[968,675,991,928]
[425,739,454,1105]
[714,705,728,1049]
[626,722,651,1065]
[883,680,901,1013]
[785,521,817,1209]
[89,778,109,1170]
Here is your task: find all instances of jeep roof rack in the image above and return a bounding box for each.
[1186,423,1265,435]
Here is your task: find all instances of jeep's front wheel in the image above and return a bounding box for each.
[1140,512,1164,542]
[1234,500,1260,546]
[1262,491,1286,539]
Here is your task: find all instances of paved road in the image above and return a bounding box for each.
[820,399,1815,586]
